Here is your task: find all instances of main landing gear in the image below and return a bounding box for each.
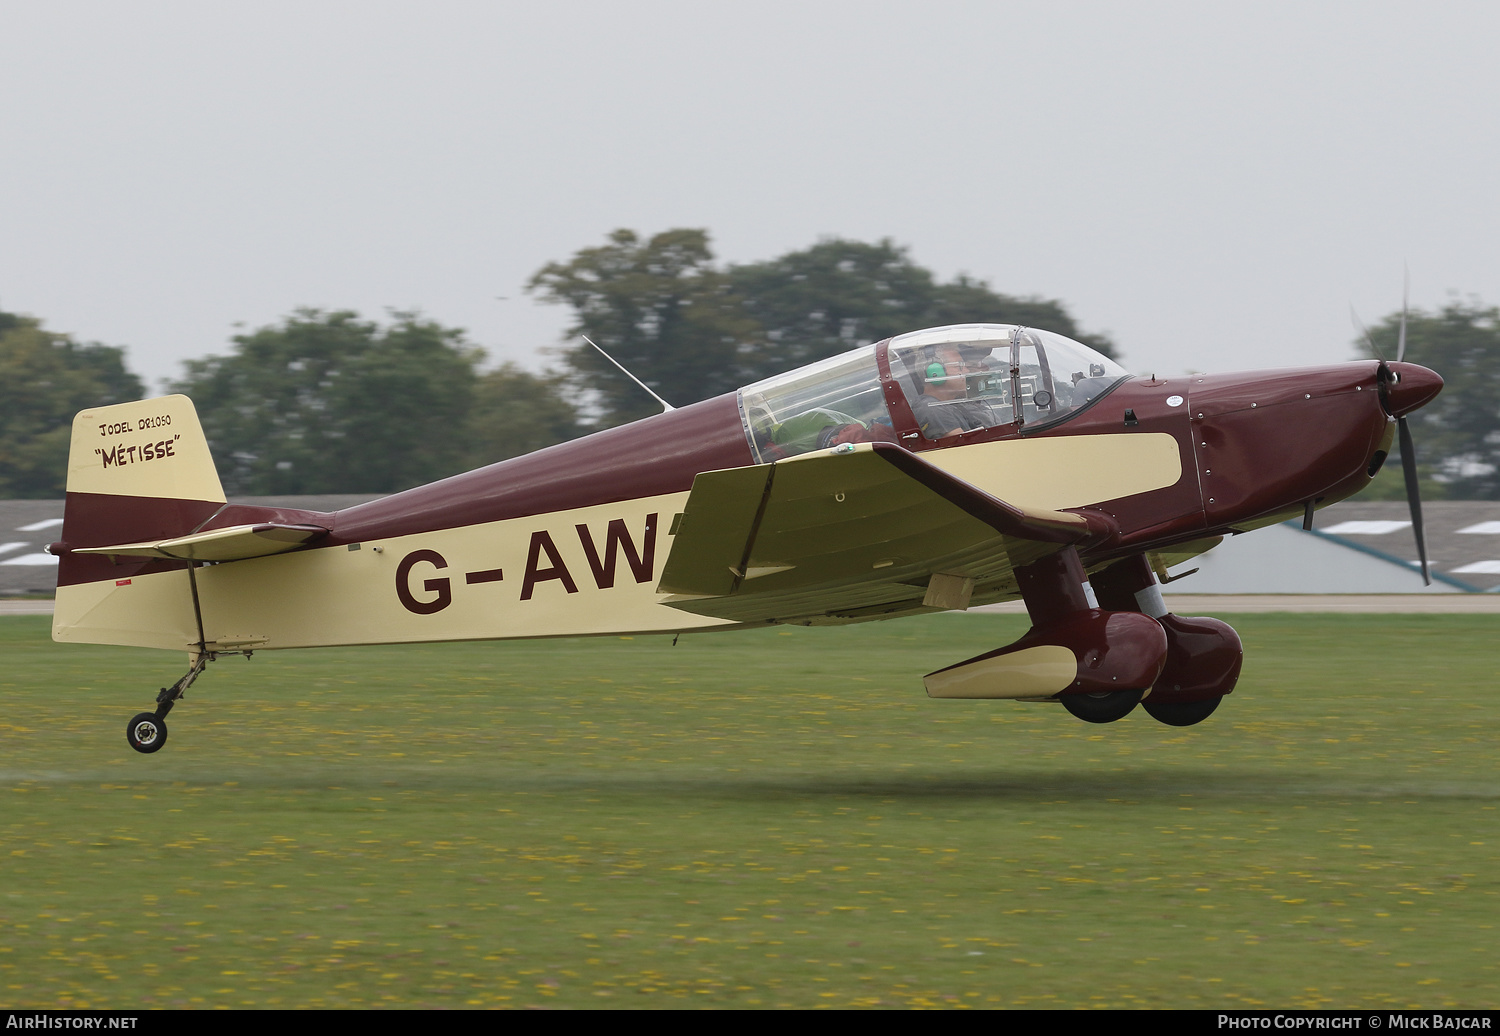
[1082,554,1242,728]
[1058,688,1221,726]
[1141,695,1222,727]
[1060,688,1146,724]
[125,653,211,755]
[922,550,1241,728]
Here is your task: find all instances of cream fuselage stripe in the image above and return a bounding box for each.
[921,433,1183,511]
[55,434,1186,653]
[190,493,728,649]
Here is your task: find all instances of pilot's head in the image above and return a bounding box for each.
[923,345,974,399]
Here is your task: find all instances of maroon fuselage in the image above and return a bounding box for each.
[1022,358,1441,560]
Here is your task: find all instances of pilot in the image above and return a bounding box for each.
[910,345,994,439]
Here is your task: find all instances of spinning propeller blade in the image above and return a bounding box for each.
[1365,273,1430,584]
[1395,270,1426,582]
[1397,414,1430,585]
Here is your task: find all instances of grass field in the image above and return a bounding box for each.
[1,611,1497,1009]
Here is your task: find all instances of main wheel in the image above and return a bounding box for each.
[1059,688,1143,724]
[1142,696,1222,727]
[126,712,168,754]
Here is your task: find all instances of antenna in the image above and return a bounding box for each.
[1349,306,1384,360]
[582,335,675,413]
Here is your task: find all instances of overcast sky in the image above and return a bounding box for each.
[3,1,1498,390]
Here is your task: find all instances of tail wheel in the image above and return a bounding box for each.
[1059,688,1143,724]
[126,712,168,754]
[1142,696,1222,727]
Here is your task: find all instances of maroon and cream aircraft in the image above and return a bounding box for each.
[50,323,1442,753]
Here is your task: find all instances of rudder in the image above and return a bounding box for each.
[53,395,226,651]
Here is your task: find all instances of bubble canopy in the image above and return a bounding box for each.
[737,324,1130,462]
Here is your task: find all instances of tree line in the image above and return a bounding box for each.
[2,229,1495,498]
[528,229,1118,426]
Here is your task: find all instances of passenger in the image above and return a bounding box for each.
[770,408,897,455]
[910,345,995,439]
[816,419,899,449]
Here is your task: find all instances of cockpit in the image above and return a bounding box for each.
[737,323,1130,462]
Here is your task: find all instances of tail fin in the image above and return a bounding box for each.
[53,395,226,651]
[66,393,226,499]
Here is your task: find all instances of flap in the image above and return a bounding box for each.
[72,523,329,562]
[656,442,1114,622]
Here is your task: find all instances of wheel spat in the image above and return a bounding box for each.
[1059,688,1143,724]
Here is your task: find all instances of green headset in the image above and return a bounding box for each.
[924,347,954,385]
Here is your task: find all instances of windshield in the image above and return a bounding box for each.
[735,324,1130,461]
[738,345,896,463]
[887,324,1129,440]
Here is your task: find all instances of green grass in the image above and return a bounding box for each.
[1,612,1497,1009]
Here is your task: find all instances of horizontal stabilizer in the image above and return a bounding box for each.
[72,523,328,562]
[656,442,1115,623]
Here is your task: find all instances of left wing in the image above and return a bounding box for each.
[656,442,1115,624]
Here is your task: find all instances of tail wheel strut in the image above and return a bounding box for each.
[125,654,211,755]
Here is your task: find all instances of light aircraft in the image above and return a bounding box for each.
[49,323,1442,753]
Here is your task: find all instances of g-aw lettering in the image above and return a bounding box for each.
[396,513,659,615]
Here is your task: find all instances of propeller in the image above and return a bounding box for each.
[1396,403,1430,584]
[1393,280,1430,584]
[1354,288,1430,586]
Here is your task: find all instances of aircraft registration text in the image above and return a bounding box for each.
[395,513,660,613]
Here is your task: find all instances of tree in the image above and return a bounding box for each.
[173,309,483,495]
[0,311,144,497]
[532,230,1118,428]
[729,238,1118,380]
[467,363,585,468]
[1356,300,1500,500]
[527,229,760,427]
[924,274,1118,361]
[727,238,939,375]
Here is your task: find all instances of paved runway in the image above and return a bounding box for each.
[1,600,52,615]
